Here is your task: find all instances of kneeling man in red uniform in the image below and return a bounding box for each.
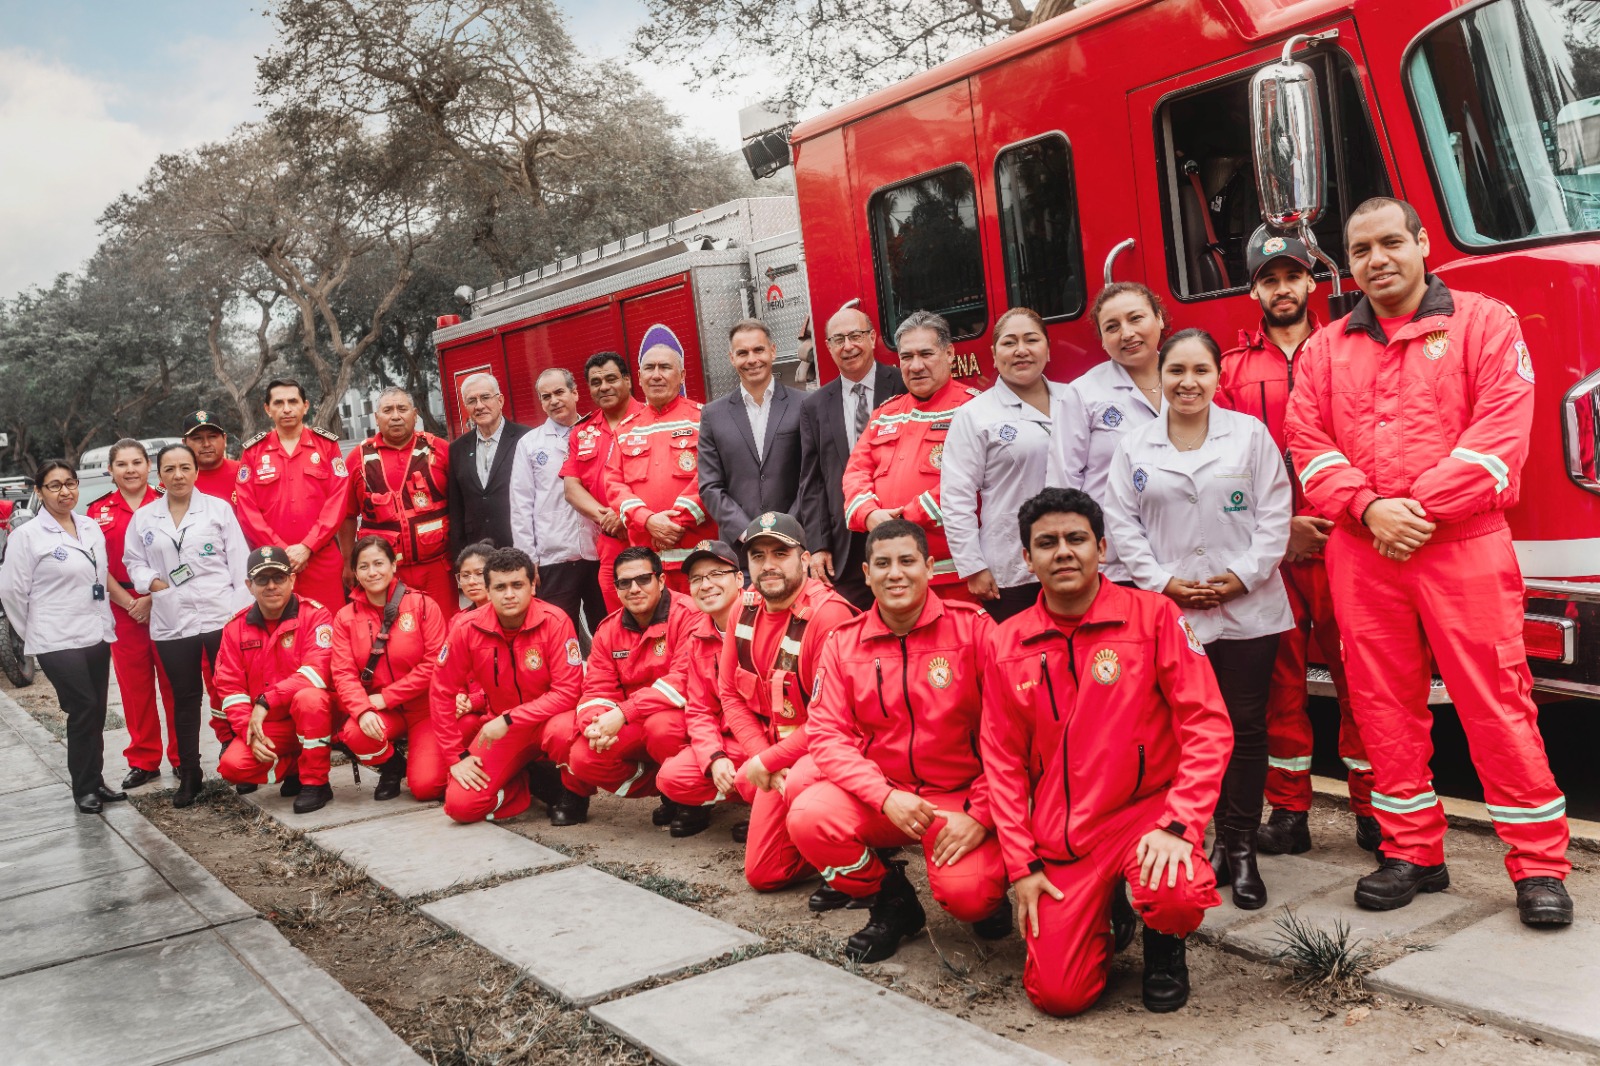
[788,518,1011,962]
[983,488,1231,1015]
[215,546,340,815]
[429,547,582,823]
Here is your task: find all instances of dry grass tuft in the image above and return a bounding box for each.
[1270,908,1374,1008]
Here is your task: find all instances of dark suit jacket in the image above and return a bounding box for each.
[797,363,908,561]
[698,380,803,541]
[447,419,531,554]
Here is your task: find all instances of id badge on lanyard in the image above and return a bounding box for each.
[63,542,104,601]
[165,526,193,586]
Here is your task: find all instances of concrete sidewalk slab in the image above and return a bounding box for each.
[423,864,762,1005]
[1199,853,1350,935]
[1369,910,1600,1053]
[0,865,211,978]
[1226,883,1476,958]
[0,742,59,794]
[240,770,432,832]
[310,807,566,898]
[0,784,79,843]
[169,1027,344,1065]
[0,726,22,747]
[102,802,257,925]
[592,952,1073,1066]
[0,819,145,902]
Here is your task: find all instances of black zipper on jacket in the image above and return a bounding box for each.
[874,658,887,717]
[1041,640,1078,860]
[898,636,922,789]
[1130,743,1145,802]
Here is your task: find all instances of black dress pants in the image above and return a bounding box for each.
[1205,632,1280,831]
[984,582,1042,623]
[829,532,875,612]
[37,641,112,798]
[539,559,605,641]
[154,629,224,773]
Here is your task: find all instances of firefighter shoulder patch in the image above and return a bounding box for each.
[315,624,333,649]
[565,638,582,665]
[438,644,449,664]
[237,465,250,483]
[812,671,823,702]
[1180,616,1205,655]
[332,457,348,478]
[1515,341,1535,383]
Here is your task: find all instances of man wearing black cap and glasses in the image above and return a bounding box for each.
[182,410,241,507]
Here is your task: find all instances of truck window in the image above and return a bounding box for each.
[1410,0,1600,246]
[1157,50,1390,299]
[869,166,987,341]
[995,134,1086,321]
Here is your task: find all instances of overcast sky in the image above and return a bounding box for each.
[0,0,764,298]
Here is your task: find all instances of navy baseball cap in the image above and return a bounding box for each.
[247,546,293,579]
[1246,228,1315,283]
[683,540,739,572]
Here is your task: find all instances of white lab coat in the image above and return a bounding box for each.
[1054,360,1161,582]
[1103,404,1293,644]
[0,510,116,655]
[123,490,252,641]
[942,378,1074,589]
[509,419,598,567]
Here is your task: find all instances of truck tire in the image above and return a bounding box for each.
[0,619,35,687]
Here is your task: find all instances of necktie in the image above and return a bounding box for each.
[852,383,869,447]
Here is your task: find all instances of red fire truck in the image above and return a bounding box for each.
[784,0,1600,699]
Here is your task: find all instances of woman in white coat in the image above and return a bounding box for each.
[1104,328,1292,910]
[0,460,122,813]
[123,444,252,807]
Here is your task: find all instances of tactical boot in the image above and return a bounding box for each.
[1112,876,1140,952]
[172,766,205,809]
[843,862,926,964]
[549,789,590,826]
[669,804,712,838]
[526,761,565,807]
[1256,809,1311,855]
[972,902,1014,941]
[278,773,302,798]
[235,783,258,795]
[373,751,405,801]
[652,797,679,827]
[730,819,749,844]
[1515,877,1574,927]
[1354,815,1382,854]
[1141,927,1190,1013]
[1354,858,1449,911]
[292,782,333,815]
[809,884,854,912]
[1219,826,1267,910]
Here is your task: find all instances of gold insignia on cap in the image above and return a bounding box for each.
[759,512,777,529]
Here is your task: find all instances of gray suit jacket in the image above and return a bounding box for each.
[797,363,908,561]
[697,381,804,541]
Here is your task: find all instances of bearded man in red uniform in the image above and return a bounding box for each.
[841,311,979,600]
[1286,197,1572,927]
[236,380,350,610]
[563,351,645,614]
[344,387,455,618]
[182,410,241,506]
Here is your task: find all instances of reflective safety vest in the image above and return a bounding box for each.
[353,433,451,565]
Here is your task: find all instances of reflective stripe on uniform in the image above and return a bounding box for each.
[485,788,507,821]
[778,636,802,658]
[660,548,691,563]
[1485,796,1566,824]
[674,497,707,524]
[871,408,965,427]
[1371,788,1438,815]
[619,497,647,517]
[1450,448,1511,493]
[1268,755,1313,773]
[821,847,876,883]
[579,698,621,713]
[652,679,686,707]
[917,490,943,527]
[844,492,877,524]
[734,624,756,641]
[1342,757,1372,772]
[619,420,699,436]
[299,735,331,749]
[931,558,958,576]
[298,666,325,689]
[614,763,647,797]
[1298,451,1351,486]
[221,694,252,710]
[209,708,229,720]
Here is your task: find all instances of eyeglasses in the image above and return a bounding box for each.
[826,329,873,348]
[613,573,660,591]
[40,480,79,493]
[251,572,291,587]
[687,568,738,588]
[456,568,485,583]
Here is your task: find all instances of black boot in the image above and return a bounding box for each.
[1515,877,1573,927]
[122,767,161,789]
[1111,876,1139,952]
[1256,809,1311,855]
[669,804,712,838]
[1142,927,1190,1013]
[373,751,405,801]
[1209,833,1230,888]
[172,766,205,809]
[1355,814,1382,854]
[526,761,565,807]
[278,773,301,798]
[843,862,926,963]
[549,788,589,826]
[1354,858,1449,911]
[292,782,333,814]
[809,884,855,912]
[730,819,749,844]
[1219,826,1267,910]
[652,797,678,827]
[972,902,1013,941]
[235,782,258,795]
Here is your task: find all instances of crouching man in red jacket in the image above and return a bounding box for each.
[787,518,1010,963]
[982,488,1232,1016]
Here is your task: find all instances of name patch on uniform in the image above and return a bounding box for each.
[1224,490,1249,513]
[671,428,694,438]
[931,421,952,433]
[611,650,631,659]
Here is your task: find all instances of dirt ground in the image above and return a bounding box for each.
[8,673,1597,1065]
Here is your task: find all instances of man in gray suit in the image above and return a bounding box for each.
[697,318,804,566]
[796,305,908,610]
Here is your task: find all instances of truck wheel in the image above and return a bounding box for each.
[0,619,35,687]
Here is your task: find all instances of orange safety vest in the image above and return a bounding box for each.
[354,433,450,564]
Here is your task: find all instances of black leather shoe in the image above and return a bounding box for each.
[843,862,925,964]
[95,784,128,803]
[669,804,712,838]
[526,761,565,807]
[809,884,855,912]
[171,767,204,809]
[75,792,104,814]
[278,773,302,798]
[1112,876,1139,952]
[235,782,258,795]
[652,797,678,827]
[121,767,161,790]
[1354,858,1450,911]
[1256,809,1311,855]
[1142,927,1190,1012]
[292,782,333,814]
[373,752,405,802]
[972,903,1013,940]
[730,819,749,844]
[1515,876,1574,927]
[549,789,589,826]
[1219,826,1267,910]
[1355,815,1382,854]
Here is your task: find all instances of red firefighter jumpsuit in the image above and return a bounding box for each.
[236,427,350,611]
[717,580,857,890]
[982,582,1231,1016]
[192,459,241,507]
[547,591,698,798]
[89,488,178,772]
[561,401,645,613]
[601,395,717,591]
[410,610,488,801]
[330,583,446,784]
[428,601,583,822]
[841,378,980,599]
[214,596,338,787]
[657,610,742,806]
[1286,279,1570,881]
[787,594,1009,923]
[346,432,457,619]
[1218,322,1373,818]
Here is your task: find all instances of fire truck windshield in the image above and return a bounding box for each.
[1410,0,1600,246]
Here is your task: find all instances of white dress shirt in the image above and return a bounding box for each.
[742,384,775,462]
[942,378,1074,588]
[0,510,116,655]
[475,417,505,487]
[1054,360,1162,583]
[509,419,599,567]
[1103,404,1293,644]
[841,373,876,452]
[123,491,253,641]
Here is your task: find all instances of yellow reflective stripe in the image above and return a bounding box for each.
[297,666,325,689]
[652,679,686,707]
[1371,789,1438,815]
[1450,448,1510,493]
[821,847,876,883]
[1298,451,1350,486]
[1268,755,1313,772]
[221,694,252,710]
[844,492,877,524]
[1485,797,1566,824]
[674,497,707,524]
[613,763,647,797]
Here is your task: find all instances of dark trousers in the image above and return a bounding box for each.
[539,559,605,641]
[1205,633,1280,831]
[830,533,874,612]
[38,641,112,797]
[984,582,1041,623]
[154,629,224,773]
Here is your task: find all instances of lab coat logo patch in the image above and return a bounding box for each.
[51,547,67,561]
[927,656,953,689]
[1090,648,1121,685]
[1422,331,1450,361]
[998,424,1017,443]
[1515,341,1535,383]
[1225,490,1248,512]
[1180,616,1205,656]
[143,531,155,546]
[202,543,215,555]
[525,648,543,671]
[927,444,944,470]
[398,613,415,632]
[536,451,548,466]
[565,638,582,665]
[1133,468,1148,493]
[1102,406,1123,428]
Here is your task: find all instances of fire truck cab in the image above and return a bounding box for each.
[788,0,1600,699]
